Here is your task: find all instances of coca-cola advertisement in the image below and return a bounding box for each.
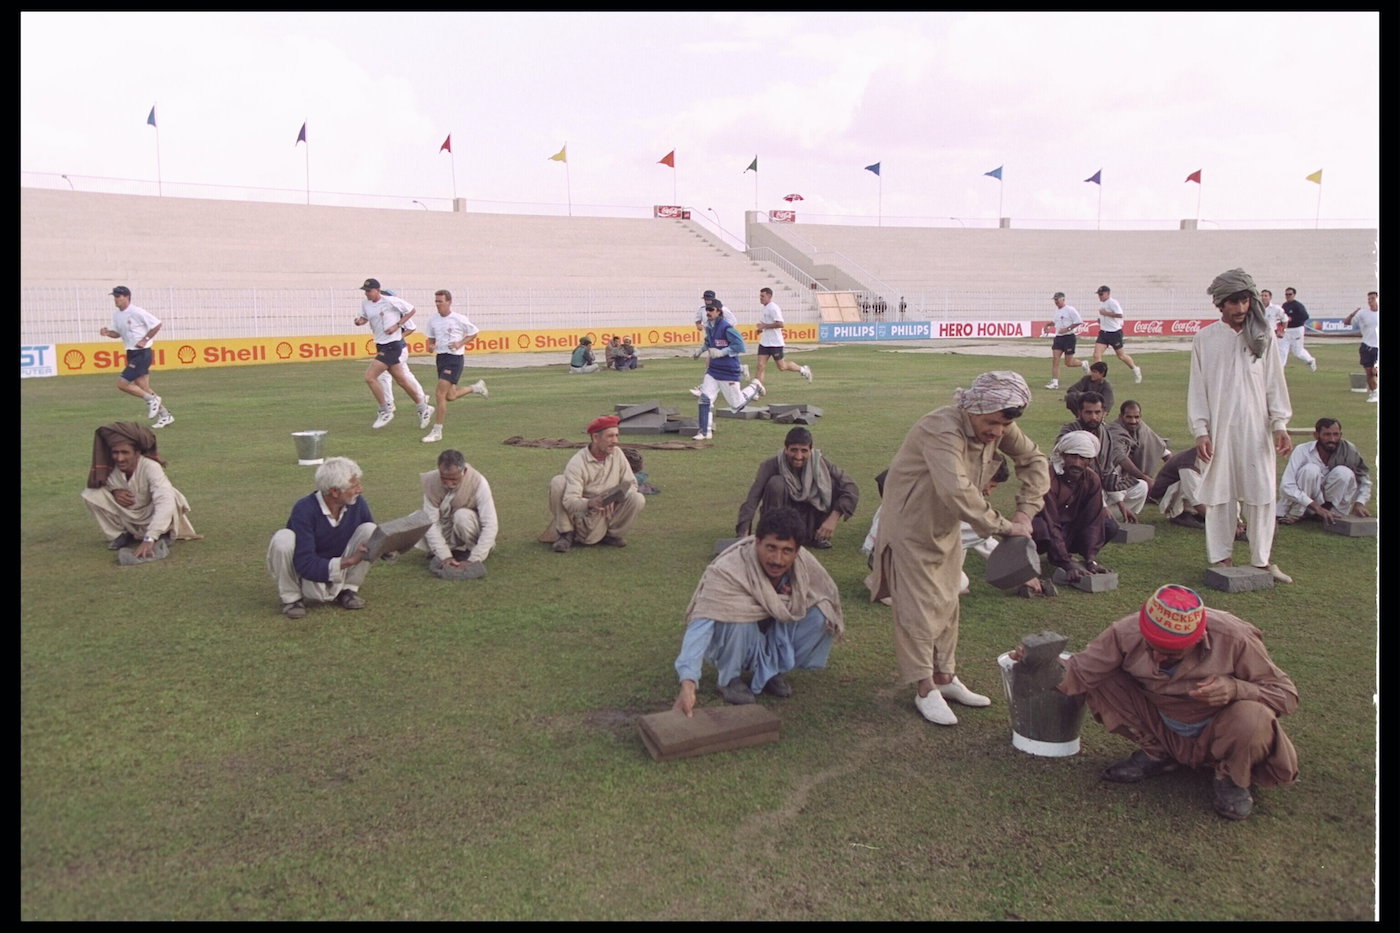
[653,205,688,219]
[770,210,796,224]
[1126,319,1213,336]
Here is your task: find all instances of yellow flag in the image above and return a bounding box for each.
[549,144,568,163]
[1305,169,1323,184]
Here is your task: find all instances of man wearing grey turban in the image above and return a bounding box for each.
[1188,270,1294,582]
[865,371,1050,726]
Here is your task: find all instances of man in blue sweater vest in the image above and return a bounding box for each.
[266,456,378,619]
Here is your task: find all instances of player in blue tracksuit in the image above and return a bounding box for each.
[693,303,766,440]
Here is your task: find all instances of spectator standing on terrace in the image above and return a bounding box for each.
[1279,287,1317,372]
[1045,291,1084,390]
[1086,286,1142,384]
[98,286,175,429]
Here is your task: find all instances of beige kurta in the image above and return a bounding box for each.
[542,445,645,545]
[1187,321,1292,506]
[865,405,1049,682]
[81,456,198,542]
[1060,609,1299,789]
[419,467,498,562]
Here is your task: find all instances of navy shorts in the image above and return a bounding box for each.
[436,353,465,385]
[757,345,785,360]
[375,340,406,366]
[1360,344,1379,369]
[1052,335,1077,354]
[1096,330,1125,350]
[120,347,153,381]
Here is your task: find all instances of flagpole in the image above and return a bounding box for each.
[1314,182,1321,230]
[304,140,310,206]
[878,176,883,227]
[566,161,572,217]
[154,124,162,198]
[1097,184,1102,231]
[1196,182,1201,224]
[998,177,1003,222]
[451,153,457,201]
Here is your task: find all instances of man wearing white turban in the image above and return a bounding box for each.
[1029,430,1116,590]
[865,372,1050,726]
[1189,270,1294,582]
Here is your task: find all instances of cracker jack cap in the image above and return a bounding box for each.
[1139,584,1207,651]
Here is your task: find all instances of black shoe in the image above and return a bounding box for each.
[809,539,832,549]
[107,532,135,550]
[1213,777,1254,821]
[718,677,755,705]
[1102,749,1179,783]
[552,535,573,553]
[1170,513,1206,528]
[334,589,365,610]
[762,674,793,698]
[281,600,307,620]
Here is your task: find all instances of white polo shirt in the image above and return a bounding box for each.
[362,294,415,344]
[426,312,481,357]
[1097,297,1125,334]
[112,305,162,350]
[757,300,785,348]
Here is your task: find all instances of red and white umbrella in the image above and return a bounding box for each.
[782,193,804,202]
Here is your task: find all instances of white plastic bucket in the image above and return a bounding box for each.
[997,651,1087,758]
[291,430,328,465]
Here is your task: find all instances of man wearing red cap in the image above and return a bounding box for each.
[542,415,645,552]
[1047,584,1299,821]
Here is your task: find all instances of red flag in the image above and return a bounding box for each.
[658,150,675,167]
[440,134,452,154]
[1185,169,1202,184]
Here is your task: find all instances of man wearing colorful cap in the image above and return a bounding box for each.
[1052,584,1299,821]
[98,286,175,429]
[541,415,645,552]
[865,371,1050,726]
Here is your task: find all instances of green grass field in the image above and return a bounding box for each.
[21,341,1378,920]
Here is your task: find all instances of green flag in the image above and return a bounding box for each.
[744,156,757,173]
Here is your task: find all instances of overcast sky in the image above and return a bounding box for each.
[20,12,1379,233]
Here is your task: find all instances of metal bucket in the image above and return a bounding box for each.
[291,430,328,465]
[1349,373,1368,392]
[997,651,1087,757]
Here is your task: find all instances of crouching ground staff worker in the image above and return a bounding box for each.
[866,370,1050,727]
[1013,583,1299,821]
[672,508,844,714]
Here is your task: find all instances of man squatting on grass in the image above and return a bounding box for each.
[545,415,646,553]
[1013,583,1298,821]
[82,421,199,562]
[418,448,499,576]
[735,427,860,550]
[267,457,376,620]
[866,371,1050,727]
[672,507,844,714]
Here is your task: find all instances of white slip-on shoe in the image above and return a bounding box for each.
[692,431,712,441]
[1264,563,1293,583]
[938,676,991,707]
[915,689,958,726]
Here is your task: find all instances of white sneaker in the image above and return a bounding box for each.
[748,379,766,399]
[914,689,958,726]
[386,400,396,413]
[1133,366,1143,384]
[471,380,488,398]
[688,386,702,397]
[146,394,162,419]
[152,412,174,429]
[1367,391,1379,403]
[1044,380,1059,390]
[692,431,712,441]
[938,676,991,707]
[1081,360,1091,374]
[418,405,435,429]
[372,409,394,429]
[741,363,751,381]
[422,427,442,443]
[800,365,813,382]
[1307,359,1318,372]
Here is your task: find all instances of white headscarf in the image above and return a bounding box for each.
[1052,430,1101,475]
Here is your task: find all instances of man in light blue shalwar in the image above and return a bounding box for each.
[671,508,844,715]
